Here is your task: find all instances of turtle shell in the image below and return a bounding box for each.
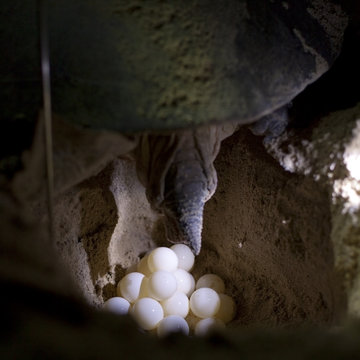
[1,0,347,133]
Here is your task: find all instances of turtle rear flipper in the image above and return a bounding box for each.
[249,106,290,144]
[135,125,236,254]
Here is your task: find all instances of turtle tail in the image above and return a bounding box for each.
[162,160,208,255]
[135,125,236,255]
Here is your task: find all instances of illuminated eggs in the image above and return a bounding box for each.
[148,271,177,301]
[148,247,178,272]
[189,288,220,318]
[132,297,164,330]
[103,245,236,336]
[170,244,195,271]
[103,297,130,315]
[117,272,144,303]
[157,315,189,337]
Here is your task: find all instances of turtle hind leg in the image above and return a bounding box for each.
[249,105,290,144]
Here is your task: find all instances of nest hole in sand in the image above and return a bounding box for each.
[53,127,342,330]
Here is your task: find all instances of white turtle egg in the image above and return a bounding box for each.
[173,269,195,297]
[190,288,220,318]
[103,297,130,315]
[117,272,145,303]
[161,292,189,318]
[170,244,195,271]
[194,318,225,336]
[148,271,177,301]
[148,247,178,273]
[137,253,152,276]
[215,294,236,324]
[196,274,225,293]
[132,298,164,330]
[157,315,189,337]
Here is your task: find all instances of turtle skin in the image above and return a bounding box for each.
[0,0,348,253]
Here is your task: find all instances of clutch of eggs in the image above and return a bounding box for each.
[103,244,236,337]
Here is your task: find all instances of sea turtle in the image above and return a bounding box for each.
[1,0,347,253]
